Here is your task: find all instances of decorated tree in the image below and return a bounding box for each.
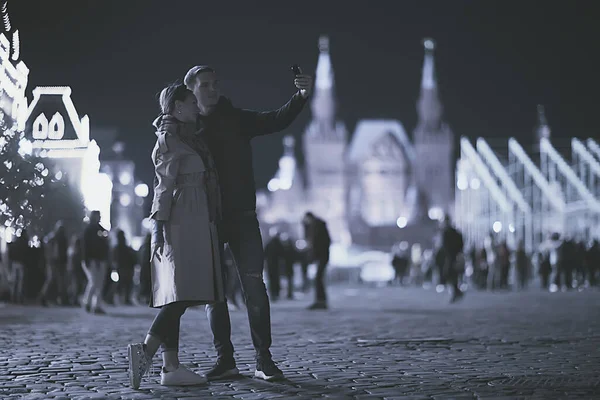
[0,110,85,238]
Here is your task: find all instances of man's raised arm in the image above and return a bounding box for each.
[238,73,313,138]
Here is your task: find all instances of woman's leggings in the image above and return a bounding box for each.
[147,301,195,352]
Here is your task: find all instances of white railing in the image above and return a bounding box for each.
[540,138,600,212]
[460,137,511,212]
[508,138,565,212]
[587,138,600,161]
[476,138,530,213]
[572,138,600,178]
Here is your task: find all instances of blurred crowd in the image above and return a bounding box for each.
[390,223,600,296]
[3,210,597,311]
[0,211,152,312]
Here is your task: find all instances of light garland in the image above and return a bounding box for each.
[10,29,18,61]
[1,1,10,32]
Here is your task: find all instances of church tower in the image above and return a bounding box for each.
[302,35,349,243]
[413,38,454,218]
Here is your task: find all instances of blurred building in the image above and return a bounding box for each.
[1,0,109,234]
[1,0,145,237]
[259,36,454,250]
[94,127,146,243]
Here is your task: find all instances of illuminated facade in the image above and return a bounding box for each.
[20,86,112,229]
[260,37,454,249]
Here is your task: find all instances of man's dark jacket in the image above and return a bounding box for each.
[82,222,110,264]
[196,92,307,214]
[303,217,331,262]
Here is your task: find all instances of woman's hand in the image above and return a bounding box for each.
[151,242,164,263]
[150,220,165,263]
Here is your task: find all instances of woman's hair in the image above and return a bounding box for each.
[158,83,193,115]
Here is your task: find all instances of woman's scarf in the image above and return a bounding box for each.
[155,114,222,223]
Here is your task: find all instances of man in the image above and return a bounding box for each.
[515,240,529,290]
[81,210,110,314]
[112,230,136,305]
[264,228,283,302]
[279,232,297,300]
[302,212,331,310]
[586,239,599,287]
[184,65,312,381]
[441,216,465,302]
[7,229,30,304]
[39,222,69,306]
[391,242,410,286]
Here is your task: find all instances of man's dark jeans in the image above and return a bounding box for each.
[206,211,272,362]
[314,258,328,303]
[444,254,461,294]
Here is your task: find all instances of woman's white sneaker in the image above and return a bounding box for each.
[128,343,151,389]
[160,365,208,386]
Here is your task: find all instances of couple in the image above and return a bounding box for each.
[127,65,313,388]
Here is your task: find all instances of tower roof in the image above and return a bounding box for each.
[21,86,90,153]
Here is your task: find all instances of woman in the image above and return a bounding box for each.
[128,83,224,389]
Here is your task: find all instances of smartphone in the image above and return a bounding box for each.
[291,64,302,76]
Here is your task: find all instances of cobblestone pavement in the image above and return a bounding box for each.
[1,285,599,399]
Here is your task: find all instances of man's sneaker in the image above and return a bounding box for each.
[128,343,151,389]
[307,302,328,310]
[205,358,239,381]
[160,365,207,386]
[254,359,284,381]
[450,290,465,303]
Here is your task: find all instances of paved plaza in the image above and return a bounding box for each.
[1,285,599,399]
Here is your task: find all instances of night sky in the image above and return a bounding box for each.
[10,1,600,189]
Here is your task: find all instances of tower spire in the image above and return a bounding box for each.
[315,36,333,90]
[416,38,442,130]
[535,104,551,141]
[421,38,436,90]
[310,35,336,124]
